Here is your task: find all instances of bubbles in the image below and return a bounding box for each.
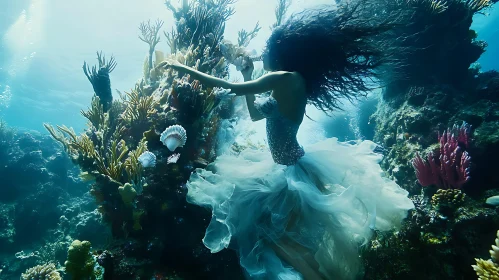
[0,85,12,109]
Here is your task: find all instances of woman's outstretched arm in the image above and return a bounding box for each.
[158,59,290,96]
[240,63,265,122]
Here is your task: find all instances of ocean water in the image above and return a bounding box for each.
[0,0,333,141]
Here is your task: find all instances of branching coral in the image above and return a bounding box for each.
[44,123,128,183]
[83,52,117,112]
[271,0,292,30]
[237,22,261,47]
[81,95,106,130]
[164,0,236,51]
[122,82,158,125]
[412,122,472,189]
[124,139,148,193]
[473,230,499,279]
[93,137,129,183]
[139,19,164,72]
[21,263,62,280]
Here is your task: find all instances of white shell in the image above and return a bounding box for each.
[160,125,187,152]
[167,153,181,164]
[138,151,156,168]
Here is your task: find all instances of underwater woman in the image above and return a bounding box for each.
[160,2,415,279]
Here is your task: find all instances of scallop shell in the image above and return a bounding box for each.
[160,125,187,152]
[138,151,156,168]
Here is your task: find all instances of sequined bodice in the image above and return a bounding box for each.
[254,96,305,165]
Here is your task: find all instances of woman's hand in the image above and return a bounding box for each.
[157,59,183,71]
[239,56,254,81]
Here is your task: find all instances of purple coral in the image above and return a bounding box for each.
[412,122,472,189]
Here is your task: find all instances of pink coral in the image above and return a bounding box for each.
[412,122,472,189]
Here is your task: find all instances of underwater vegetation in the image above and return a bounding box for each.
[1,0,499,279]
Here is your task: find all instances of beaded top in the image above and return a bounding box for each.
[254,96,305,165]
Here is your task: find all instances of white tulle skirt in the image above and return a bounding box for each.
[186,138,414,280]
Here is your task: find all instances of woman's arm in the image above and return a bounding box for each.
[158,60,290,96]
[240,65,265,122]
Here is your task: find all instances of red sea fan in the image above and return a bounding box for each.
[412,122,472,189]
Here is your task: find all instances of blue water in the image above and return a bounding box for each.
[0,0,497,133]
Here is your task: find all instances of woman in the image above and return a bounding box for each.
[161,3,414,280]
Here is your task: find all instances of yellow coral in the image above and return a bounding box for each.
[122,82,158,124]
[80,95,105,130]
[490,230,499,263]
[473,258,499,280]
[119,183,137,206]
[431,189,466,209]
[21,263,62,280]
[65,240,95,280]
[125,139,148,185]
[473,230,499,279]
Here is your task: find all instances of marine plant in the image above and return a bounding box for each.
[270,0,292,30]
[139,19,164,74]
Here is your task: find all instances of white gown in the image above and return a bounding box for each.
[186,96,414,279]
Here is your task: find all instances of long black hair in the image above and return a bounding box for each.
[263,0,407,112]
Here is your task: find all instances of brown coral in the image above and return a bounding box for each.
[21,263,62,280]
[473,258,499,280]
[431,188,466,213]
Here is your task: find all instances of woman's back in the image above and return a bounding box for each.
[269,71,307,125]
[255,72,307,166]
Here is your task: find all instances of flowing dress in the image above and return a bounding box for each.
[186,96,414,279]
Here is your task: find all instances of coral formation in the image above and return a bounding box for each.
[362,1,499,279]
[412,122,472,189]
[21,263,62,280]
[139,19,164,75]
[64,240,96,280]
[473,230,499,279]
[41,1,245,278]
[83,52,117,112]
[431,188,466,215]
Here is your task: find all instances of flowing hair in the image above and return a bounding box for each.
[263,0,408,113]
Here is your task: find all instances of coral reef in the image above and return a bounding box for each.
[362,1,499,279]
[40,1,246,278]
[0,121,106,279]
